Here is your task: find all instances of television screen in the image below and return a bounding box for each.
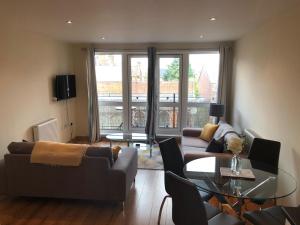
[55,75,76,101]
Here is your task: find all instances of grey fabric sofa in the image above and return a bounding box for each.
[1,142,137,202]
[181,121,241,163]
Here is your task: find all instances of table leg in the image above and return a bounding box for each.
[150,141,152,158]
[231,198,244,218]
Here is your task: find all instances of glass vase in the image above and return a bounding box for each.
[231,154,241,175]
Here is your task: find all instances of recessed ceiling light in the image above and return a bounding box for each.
[210,17,216,21]
[66,20,72,24]
[100,36,105,40]
[200,35,204,39]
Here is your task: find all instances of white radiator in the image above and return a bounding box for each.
[33,118,59,142]
[243,129,260,154]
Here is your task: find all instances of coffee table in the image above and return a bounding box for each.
[106,133,153,157]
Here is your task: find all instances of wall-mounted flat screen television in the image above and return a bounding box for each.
[54,75,76,101]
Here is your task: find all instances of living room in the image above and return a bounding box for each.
[0,0,300,224]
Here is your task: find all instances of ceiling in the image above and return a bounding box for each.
[1,0,299,43]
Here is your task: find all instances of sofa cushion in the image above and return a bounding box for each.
[182,128,202,137]
[206,138,224,153]
[8,142,114,165]
[181,136,209,148]
[181,145,206,155]
[200,123,219,142]
[111,146,122,161]
[86,146,114,165]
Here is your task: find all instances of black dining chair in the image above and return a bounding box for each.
[165,171,245,225]
[247,138,281,207]
[248,138,281,168]
[157,138,213,224]
[244,206,285,225]
[244,205,300,225]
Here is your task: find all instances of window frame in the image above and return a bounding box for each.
[95,52,124,133]
[95,49,220,135]
[156,54,183,135]
[128,54,149,132]
[185,51,220,128]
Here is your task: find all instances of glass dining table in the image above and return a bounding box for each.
[183,156,297,215]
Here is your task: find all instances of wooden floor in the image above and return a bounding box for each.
[0,168,272,225]
[0,170,174,225]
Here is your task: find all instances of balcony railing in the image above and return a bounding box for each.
[98,95,210,131]
[98,94,210,103]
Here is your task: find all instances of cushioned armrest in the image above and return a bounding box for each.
[182,128,202,137]
[112,147,137,172]
[109,147,137,201]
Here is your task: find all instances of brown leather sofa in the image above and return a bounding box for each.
[1,142,137,202]
[181,121,243,163]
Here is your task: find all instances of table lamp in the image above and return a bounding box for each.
[209,103,224,124]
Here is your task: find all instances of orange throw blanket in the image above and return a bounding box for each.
[31,141,88,166]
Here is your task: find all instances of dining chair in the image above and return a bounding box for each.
[282,205,300,225]
[244,205,300,225]
[165,171,244,225]
[248,138,281,168]
[157,138,212,224]
[247,137,281,207]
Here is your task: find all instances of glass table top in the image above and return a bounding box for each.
[183,157,297,200]
[106,133,148,141]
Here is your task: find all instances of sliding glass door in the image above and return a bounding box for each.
[95,51,220,135]
[129,55,148,131]
[95,53,124,131]
[157,55,182,134]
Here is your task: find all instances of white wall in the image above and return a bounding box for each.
[232,5,300,205]
[72,46,89,137]
[0,28,76,156]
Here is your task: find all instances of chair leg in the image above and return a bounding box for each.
[157,195,170,225]
[218,202,223,211]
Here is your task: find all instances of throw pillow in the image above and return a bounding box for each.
[200,123,219,142]
[8,142,35,154]
[112,146,122,161]
[206,138,224,153]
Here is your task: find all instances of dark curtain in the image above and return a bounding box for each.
[86,48,100,143]
[145,47,157,142]
[218,43,233,122]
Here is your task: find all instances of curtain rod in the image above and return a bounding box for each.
[92,47,220,52]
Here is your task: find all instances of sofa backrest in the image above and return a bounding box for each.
[4,153,112,199]
[7,142,114,166]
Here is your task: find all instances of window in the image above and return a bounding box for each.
[129,56,148,130]
[95,53,123,131]
[186,53,220,127]
[157,56,181,134]
[95,51,220,134]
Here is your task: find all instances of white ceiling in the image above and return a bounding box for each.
[1,0,299,43]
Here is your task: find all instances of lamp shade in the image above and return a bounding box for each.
[209,103,224,117]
